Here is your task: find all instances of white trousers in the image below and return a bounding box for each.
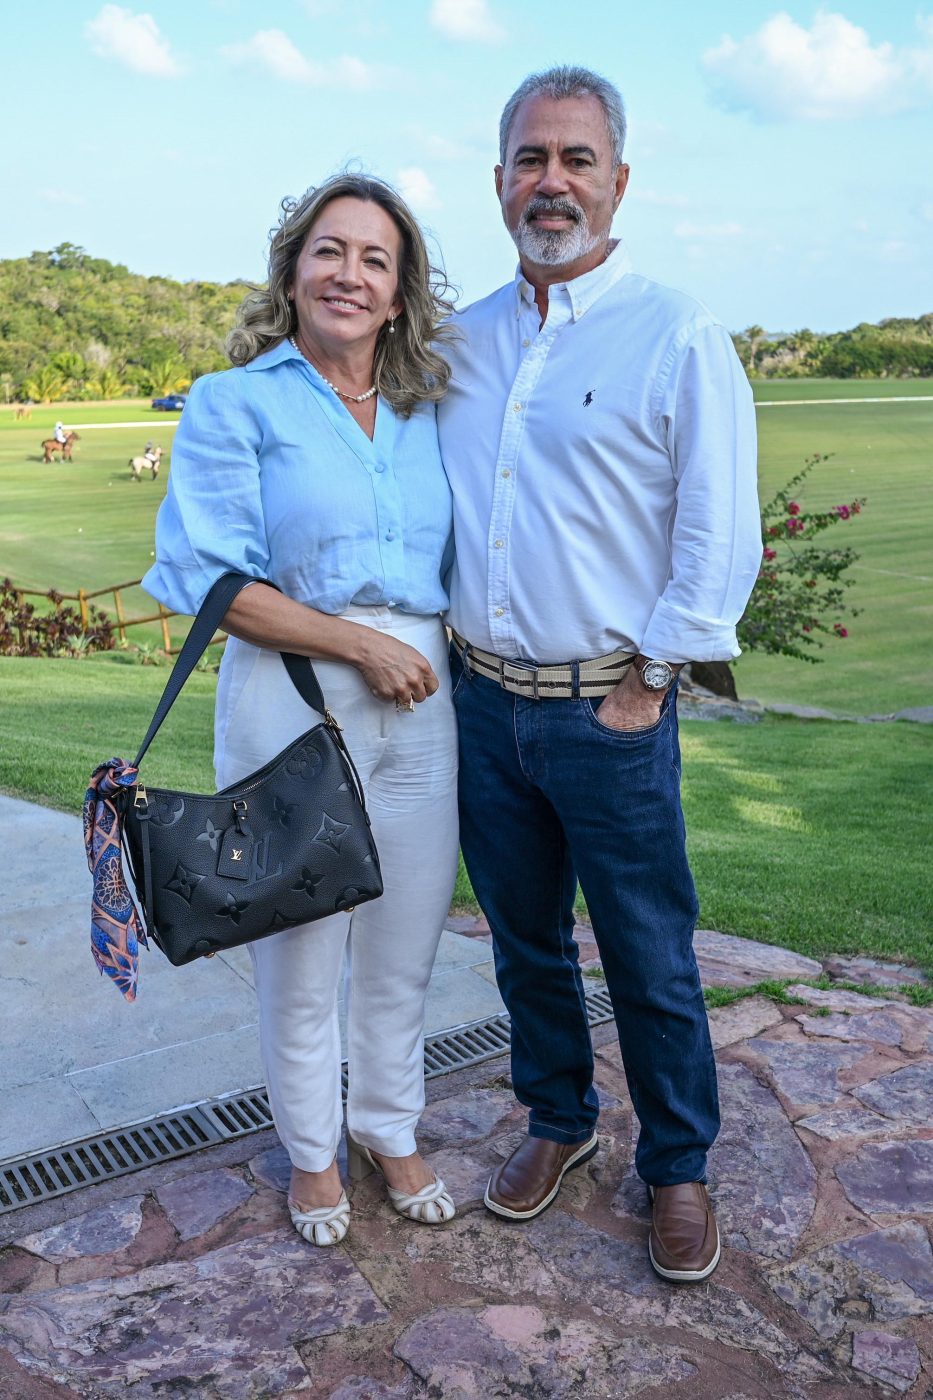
[216,608,459,1171]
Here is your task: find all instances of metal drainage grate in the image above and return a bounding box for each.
[0,985,614,1215]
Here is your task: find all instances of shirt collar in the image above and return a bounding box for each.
[515,239,633,321]
[244,337,301,372]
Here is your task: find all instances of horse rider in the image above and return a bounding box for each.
[54,421,68,445]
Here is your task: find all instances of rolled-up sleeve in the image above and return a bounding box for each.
[142,371,270,616]
[640,323,761,662]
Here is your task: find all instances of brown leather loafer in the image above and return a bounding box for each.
[485,1132,599,1220]
[648,1181,721,1282]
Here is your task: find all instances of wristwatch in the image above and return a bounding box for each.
[635,657,676,691]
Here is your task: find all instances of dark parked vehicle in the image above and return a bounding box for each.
[151,394,187,411]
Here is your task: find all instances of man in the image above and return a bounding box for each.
[437,66,761,1283]
[53,421,67,445]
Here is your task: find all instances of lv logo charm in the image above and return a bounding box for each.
[218,825,254,880]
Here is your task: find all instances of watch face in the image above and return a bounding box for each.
[642,660,673,690]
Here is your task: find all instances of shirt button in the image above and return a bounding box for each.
[501,469,511,478]
[385,531,396,542]
[522,339,531,348]
[512,402,523,412]
[494,539,504,549]
[494,607,505,617]
[374,462,386,474]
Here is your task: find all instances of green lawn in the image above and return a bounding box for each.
[750,378,933,402]
[0,409,182,646]
[2,656,929,975]
[0,399,182,430]
[741,379,932,714]
[2,385,930,973]
[1,382,930,709]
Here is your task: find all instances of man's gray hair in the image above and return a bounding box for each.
[498,65,627,166]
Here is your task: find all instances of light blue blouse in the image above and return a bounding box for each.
[143,338,453,618]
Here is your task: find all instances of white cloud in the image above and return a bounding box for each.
[221,30,375,88]
[702,11,933,121]
[420,132,483,161]
[674,221,744,239]
[85,5,183,78]
[430,0,504,43]
[634,189,690,208]
[396,167,440,210]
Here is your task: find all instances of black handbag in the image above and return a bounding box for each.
[119,573,383,966]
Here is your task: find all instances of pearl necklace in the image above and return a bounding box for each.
[288,337,377,402]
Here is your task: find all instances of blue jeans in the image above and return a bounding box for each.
[451,645,719,1186]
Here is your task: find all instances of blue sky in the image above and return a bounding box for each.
[2,1,932,332]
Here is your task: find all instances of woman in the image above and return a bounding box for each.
[143,174,459,1246]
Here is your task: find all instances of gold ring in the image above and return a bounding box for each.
[395,696,415,712]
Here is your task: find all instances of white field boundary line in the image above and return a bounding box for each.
[756,396,933,407]
[852,564,933,583]
[58,401,933,427]
[61,419,181,429]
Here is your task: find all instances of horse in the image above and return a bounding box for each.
[129,445,163,481]
[14,404,32,420]
[41,431,79,462]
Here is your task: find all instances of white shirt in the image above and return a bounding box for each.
[437,243,761,664]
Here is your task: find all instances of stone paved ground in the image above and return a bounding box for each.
[1,937,931,1399]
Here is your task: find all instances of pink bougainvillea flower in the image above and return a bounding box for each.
[786,518,805,534]
[835,504,851,519]
[763,547,777,561]
[787,501,801,515]
[833,624,848,637]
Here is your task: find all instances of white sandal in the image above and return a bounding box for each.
[348,1139,456,1225]
[287,1192,351,1247]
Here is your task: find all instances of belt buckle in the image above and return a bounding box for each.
[505,657,541,700]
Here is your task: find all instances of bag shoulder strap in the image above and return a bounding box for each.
[134,573,327,766]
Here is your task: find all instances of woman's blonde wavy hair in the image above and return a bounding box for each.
[226,173,456,417]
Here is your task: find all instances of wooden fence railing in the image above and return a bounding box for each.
[10,579,224,655]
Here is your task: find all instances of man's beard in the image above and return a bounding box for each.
[510,197,601,267]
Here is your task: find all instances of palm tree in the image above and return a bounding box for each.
[743,325,766,374]
[86,368,128,400]
[143,357,191,397]
[22,366,68,403]
[49,351,90,395]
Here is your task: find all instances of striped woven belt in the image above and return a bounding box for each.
[450,630,636,699]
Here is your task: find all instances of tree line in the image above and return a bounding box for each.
[1,244,931,402]
[0,244,248,402]
[733,316,933,379]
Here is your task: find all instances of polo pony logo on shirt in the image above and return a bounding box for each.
[583,390,595,407]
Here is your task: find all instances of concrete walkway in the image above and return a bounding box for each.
[1,794,505,1162]
[3,795,932,1397]
[1,966,931,1397]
